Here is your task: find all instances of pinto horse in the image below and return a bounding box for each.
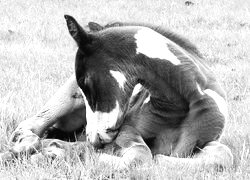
[2,15,233,169]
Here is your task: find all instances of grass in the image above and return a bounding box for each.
[0,0,250,179]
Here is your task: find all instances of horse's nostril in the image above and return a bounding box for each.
[106,128,118,134]
[97,133,104,143]
[106,129,118,138]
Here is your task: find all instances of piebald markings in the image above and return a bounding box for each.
[134,27,181,65]
[131,83,143,97]
[196,82,205,95]
[110,70,127,90]
[79,88,121,144]
[195,82,227,118]
[204,89,228,118]
[143,95,150,104]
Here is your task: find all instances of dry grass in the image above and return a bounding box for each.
[0,0,250,179]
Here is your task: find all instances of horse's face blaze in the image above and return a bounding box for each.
[77,68,125,147]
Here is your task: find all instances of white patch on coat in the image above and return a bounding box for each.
[110,70,127,90]
[131,83,143,97]
[204,89,228,118]
[80,88,121,144]
[134,27,181,65]
[196,82,204,95]
[143,95,150,104]
[80,89,98,143]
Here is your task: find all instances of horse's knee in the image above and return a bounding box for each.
[98,145,152,170]
[98,125,153,169]
[196,141,233,169]
[10,129,41,155]
[122,144,153,166]
[115,125,153,167]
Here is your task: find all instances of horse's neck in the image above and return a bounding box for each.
[135,64,172,99]
[128,64,188,111]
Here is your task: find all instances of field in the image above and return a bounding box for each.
[0,0,250,179]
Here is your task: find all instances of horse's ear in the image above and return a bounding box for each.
[88,22,104,32]
[64,15,90,47]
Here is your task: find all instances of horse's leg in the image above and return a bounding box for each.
[156,92,233,169]
[98,125,153,169]
[155,141,233,169]
[29,139,90,163]
[7,74,86,157]
[170,90,228,156]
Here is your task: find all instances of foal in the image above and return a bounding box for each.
[4,16,233,169]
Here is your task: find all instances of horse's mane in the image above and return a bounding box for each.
[104,22,204,59]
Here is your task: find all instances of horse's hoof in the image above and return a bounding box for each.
[0,151,15,164]
[10,131,41,155]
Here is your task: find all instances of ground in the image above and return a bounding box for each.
[0,0,250,179]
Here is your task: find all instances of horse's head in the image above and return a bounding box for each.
[64,15,138,148]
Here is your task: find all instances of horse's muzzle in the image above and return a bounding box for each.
[87,130,118,148]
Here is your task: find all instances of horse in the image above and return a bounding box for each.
[2,15,233,169]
